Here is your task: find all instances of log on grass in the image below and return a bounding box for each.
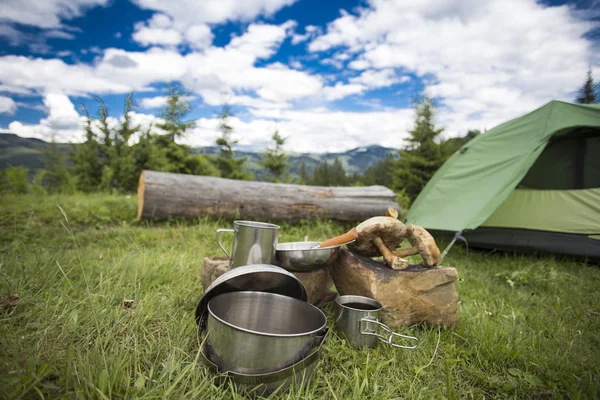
[137,170,400,222]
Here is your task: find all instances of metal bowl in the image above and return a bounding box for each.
[275,241,341,271]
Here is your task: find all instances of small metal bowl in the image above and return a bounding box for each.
[275,241,341,272]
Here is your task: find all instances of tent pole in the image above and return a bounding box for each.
[440,230,469,262]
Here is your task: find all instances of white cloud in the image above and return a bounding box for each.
[291,25,320,45]
[349,69,398,88]
[308,0,598,138]
[133,14,183,47]
[188,107,415,153]
[140,95,196,108]
[0,55,132,95]
[185,24,214,49]
[0,96,17,115]
[7,93,85,142]
[0,0,109,28]
[132,0,297,25]
[323,82,366,100]
[131,13,215,49]
[0,85,34,95]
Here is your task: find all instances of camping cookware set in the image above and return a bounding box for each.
[197,220,418,396]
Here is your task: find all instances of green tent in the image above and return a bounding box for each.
[405,100,600,260]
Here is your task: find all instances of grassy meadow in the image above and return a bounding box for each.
[0,193,599,399]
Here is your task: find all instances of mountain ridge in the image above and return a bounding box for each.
[0,132,398,179]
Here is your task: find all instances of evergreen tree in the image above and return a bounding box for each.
[132,123,169,175]
[360,153,396,187]
[71,105,103,192]
[42,133,75,193]
[214,105,251,180]
[156,83,195,142]
[312,159,330,186]
[298,160,310,184]
[259,130,290,182]
[108,92,140,191]
[393,93,444,202]
[576,68,598,104]
[0,167,29,194]
[154,84,201,174]
[331,157,348,186]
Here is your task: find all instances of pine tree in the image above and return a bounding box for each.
[214,105,251,180]
[110,92,139,191]
[576,68,598,104]
[260,130,290,182]
[71,105,103,192]
[331,157,348,186]
[42,133,75,193]
[360,153,396,187]
[156,83,195,142]
[154,84,200,174]
[298,160,310,184]
[393,93,444,202]
[312,160,330,186]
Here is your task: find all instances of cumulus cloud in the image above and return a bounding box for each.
[132,14,183,47]
[132,0,297,25]
[0,96,17,115]
[0,0,109,28]
[0,55,132,95]
[291,25,320,45]
[188,107,415,153]
[7,93,85,142]
[309,0,598,137]
[140,95,196,108]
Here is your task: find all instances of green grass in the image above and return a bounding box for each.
[0,193,599,399]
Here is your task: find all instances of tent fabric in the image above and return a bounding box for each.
[481,188,600,234]
[460,228,600,262]
[405,101,600,232]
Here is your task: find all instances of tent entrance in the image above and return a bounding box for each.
[518,128,600,190]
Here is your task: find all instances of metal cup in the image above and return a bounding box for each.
[334,295,418,349]
[216,221,280,268]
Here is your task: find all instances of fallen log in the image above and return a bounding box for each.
[137,170,400,222]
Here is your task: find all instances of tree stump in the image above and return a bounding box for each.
[331,249,459,328]
[201,257,336,305]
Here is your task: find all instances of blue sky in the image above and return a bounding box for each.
[0,0,599,153]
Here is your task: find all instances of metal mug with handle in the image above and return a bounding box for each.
[216,221,280,268]
[334,295,418,349]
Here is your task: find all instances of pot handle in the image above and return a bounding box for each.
[360,318,418,349]
[216,228,234,259]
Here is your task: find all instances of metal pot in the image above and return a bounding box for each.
[275,241,341,271]
[335,295,418,349]
[205,291,327,374]
[201,328,329,397]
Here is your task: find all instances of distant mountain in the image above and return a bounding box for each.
[0,132,398,180]
[0,133,72,172]
[195,145,398,178]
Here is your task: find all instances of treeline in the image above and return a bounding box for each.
[0,85,478,208]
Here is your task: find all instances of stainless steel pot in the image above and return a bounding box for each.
[206,291,327,374]
[201,328,329,397]
[335,295,418,349]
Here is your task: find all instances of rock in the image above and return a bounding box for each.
[293,268,337,305]
[201,256,336,305]
[201,257,230,290]
[331,249,458,328]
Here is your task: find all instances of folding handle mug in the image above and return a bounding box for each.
[216,220,280,268]
[334,295,418,349]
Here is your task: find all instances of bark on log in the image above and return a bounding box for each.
[137,170,400,222]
